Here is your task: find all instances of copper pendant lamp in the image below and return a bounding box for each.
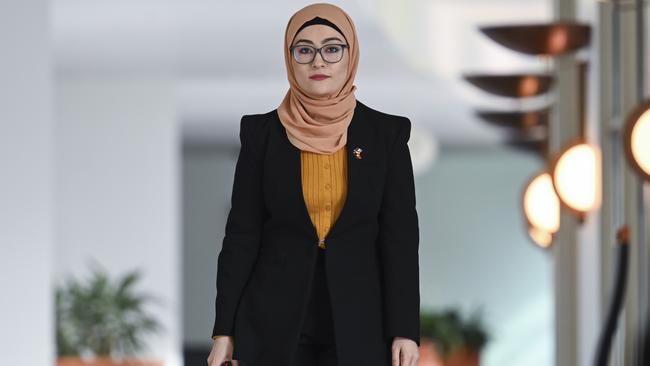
[476,106,551,128]
[479,22,591,56]
[463,73,553,98]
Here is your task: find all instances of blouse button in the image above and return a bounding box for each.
[324,162,330,169]
[325,183,331,190]
[325,204,331,211]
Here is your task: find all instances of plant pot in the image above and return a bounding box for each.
[418,337,445,366]
[57,357,164,366]
[445,346,480,366]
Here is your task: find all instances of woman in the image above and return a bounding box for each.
[207,3,420,366]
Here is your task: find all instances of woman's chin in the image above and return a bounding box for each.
[306,87,336,98]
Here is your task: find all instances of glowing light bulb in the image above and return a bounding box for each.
[552,142,602,215]
[628,109,650,178]
[523,171,561,234]
[528,226,553,248]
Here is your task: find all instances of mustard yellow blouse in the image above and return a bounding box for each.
[300,144,348,249]
[212,145,348,340]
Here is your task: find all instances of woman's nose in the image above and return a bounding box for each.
[311,52,326,67]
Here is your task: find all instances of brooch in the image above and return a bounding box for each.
[353,147,363,159]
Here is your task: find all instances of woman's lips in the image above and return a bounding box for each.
[310,75,330,80]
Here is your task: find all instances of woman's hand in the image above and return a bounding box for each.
[391,336,419,366]
[207,336,240,366]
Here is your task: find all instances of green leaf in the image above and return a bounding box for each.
[54,260,165,358]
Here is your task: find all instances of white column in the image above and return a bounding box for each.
[619,3,646,364]
[549,52,581,366]
[597,0,648,364]
[0,0,55,364]
[551,1,602,366]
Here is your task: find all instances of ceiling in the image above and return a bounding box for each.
[53,0,554,148]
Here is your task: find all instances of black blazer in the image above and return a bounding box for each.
[212,100,420,366]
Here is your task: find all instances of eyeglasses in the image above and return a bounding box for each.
[289,43,349,64]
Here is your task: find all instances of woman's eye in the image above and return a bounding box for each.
[325,46,341,53]
[298,47,314,54]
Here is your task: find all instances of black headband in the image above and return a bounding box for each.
[294,16,347,43]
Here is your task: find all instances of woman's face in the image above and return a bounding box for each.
[290,24,349,98]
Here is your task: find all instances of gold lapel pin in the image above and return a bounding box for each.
[353,147,363,159]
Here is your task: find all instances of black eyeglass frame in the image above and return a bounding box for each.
[289,43,349,64]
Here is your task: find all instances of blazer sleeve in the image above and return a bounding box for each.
[212,115,266,338]
[378,117,421,346]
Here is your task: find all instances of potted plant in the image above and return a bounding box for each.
[418,307,490,366]
[56,260,165,366]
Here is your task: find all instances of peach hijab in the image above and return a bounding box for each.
[277,3,360,154]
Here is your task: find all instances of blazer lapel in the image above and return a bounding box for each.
[278,102,368,244]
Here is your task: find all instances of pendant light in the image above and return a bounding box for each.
[550,61,602,219]
[522,171,561,248]
[624,98,650,181]
[479,22,591,57]
[528,226,554,248]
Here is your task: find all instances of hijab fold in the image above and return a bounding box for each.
[277,3,360,154]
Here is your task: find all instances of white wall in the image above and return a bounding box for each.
[0,0,55,364]
[54,77,182,366]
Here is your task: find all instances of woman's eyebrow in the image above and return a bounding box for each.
[294,37,344,45]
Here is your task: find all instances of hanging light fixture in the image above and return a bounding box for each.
[550,139,602,220]
[476,106,551,129]
[467,21,596,246]
[463,73,553,98]
[550,62,602,219]
[624,98,650,181]
[528,225,554,248]
[504,129,548,157]
[479,22,591,57]
[522,171,561,248]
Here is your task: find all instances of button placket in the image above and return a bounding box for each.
[322,155,333,248]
